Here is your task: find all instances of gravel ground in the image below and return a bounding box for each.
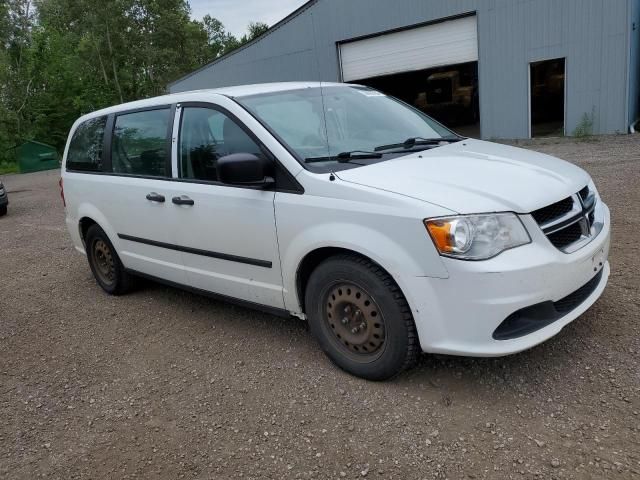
[1,134,639,479]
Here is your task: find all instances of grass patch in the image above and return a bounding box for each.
[572,109,595,139]
[0,161,19,175]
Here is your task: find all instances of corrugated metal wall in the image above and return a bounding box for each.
[630,0,640,128]
[170,0,633,139]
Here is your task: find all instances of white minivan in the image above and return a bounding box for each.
[61,82,610,380]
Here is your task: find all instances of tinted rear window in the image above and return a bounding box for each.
[66,117,107,172]
[111,109,170,177]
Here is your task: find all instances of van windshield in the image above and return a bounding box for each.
[235,85,458,172]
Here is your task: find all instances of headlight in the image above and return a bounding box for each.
[424,213,531,260]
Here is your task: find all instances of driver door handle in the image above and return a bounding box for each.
[146,192,165,203]
[172,195,195,206]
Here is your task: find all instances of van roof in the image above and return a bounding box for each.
[79,82,345,122]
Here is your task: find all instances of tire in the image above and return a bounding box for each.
[0,205,6,216]
[305,254,418,381]
[85,224,133,295]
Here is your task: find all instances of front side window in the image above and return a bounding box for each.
[179,107,263,182]
[236,86,457,172]
[111,108,170,177]
[66,116,107,172]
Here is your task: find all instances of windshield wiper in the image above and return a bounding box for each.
[374,136,462,152]
[305,150,383,163]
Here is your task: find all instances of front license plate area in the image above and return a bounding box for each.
[591,247,606,274]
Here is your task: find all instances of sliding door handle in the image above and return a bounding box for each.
[146,192,165,203]
[172,195,195,206]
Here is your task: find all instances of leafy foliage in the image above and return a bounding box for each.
[572,109,595,138]
[0,0,268,164]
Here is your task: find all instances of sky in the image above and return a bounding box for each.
[189,0,309,38]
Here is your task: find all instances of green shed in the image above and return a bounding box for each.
[15,140,60,173]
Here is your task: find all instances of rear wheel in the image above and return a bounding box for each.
[85,224,133,295]
[305,254,418,380]
[0,205,6,216]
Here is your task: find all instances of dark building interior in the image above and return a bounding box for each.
[354,61,481,138]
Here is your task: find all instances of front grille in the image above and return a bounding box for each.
[579,186,590,202]
[493,269,604,340]
[531,197,574,224]
[547,221,582,248]
[531,185,595,252]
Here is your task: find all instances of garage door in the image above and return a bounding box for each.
[339,16,478,82]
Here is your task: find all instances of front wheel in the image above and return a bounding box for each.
[0,205,6,217]
[85,224,133,295]
[305,254,418,380]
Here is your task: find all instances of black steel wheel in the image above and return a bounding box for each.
[91,238,115,286]
[324,282,386,361]
[85,224,133,295]
[305,254,418,380]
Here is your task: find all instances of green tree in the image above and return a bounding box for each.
[245,21,269,41]
[0,0,36,156]
[202,14,237,58]
[0,0,269,160]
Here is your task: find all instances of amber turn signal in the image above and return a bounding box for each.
[424,220,454,253]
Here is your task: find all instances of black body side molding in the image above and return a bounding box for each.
[117,234,272,268]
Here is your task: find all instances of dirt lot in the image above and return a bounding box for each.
[1,135,639,479]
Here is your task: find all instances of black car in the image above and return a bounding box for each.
[0,181,8,216]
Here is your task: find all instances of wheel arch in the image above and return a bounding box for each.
[280,218,449,318]
[79,217,98,246]
[75,203,120,251]
[296,247,399,315]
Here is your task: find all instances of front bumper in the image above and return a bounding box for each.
[405,202,611,356]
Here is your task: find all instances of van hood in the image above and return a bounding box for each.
[334,139,590,214]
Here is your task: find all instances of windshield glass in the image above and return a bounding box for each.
[235,85,457,171]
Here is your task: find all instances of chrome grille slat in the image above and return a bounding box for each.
[579,186,590,202]
[582,193,596,211]
[542,212,586,235]
[536,196,583,233]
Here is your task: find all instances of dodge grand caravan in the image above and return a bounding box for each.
[61,82,610,380]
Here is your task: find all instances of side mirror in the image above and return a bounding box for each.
[217,153,274,187]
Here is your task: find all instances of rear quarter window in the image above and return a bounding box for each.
[66,116,107,172]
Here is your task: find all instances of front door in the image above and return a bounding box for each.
[169,104,284,309]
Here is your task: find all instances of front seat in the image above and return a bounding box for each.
[222,117,259,155]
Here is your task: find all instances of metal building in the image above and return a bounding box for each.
[170,0,640,139]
